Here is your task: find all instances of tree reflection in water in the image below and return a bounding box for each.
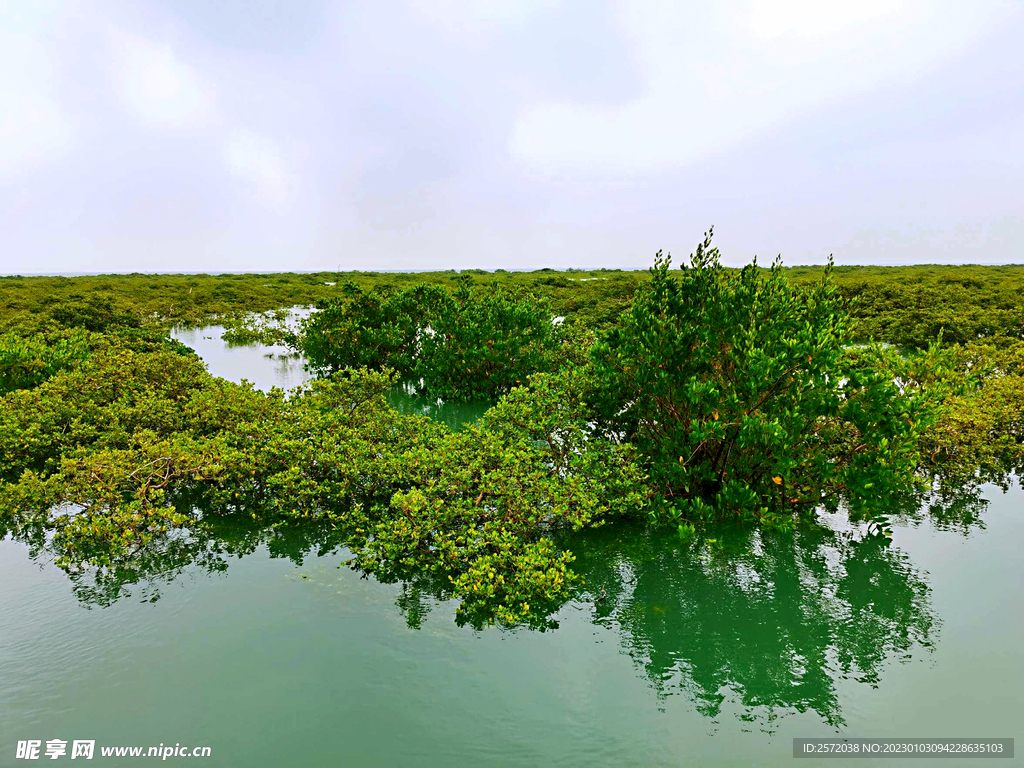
[569,519,936,728]
[4,516,350,608]
[8,490,986,728]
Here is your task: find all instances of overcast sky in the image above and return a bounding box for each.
[2,0,1022,274]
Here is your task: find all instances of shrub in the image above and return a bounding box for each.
[591,232,937,529]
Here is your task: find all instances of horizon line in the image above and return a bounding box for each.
[5,262,1024,278]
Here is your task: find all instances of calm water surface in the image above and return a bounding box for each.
[2,327,1022,767]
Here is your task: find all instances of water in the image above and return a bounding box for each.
[170,321,490,429]
[171,323,310,393]
[2,330,1022,767]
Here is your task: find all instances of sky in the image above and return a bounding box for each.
[1,0,1022,274]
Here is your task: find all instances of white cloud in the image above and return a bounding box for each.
[746,0,904,42]
[223,129,291,208]
[105,25,294,209]
[0,6,75,179]
[0,67,73,179]
[0,0,1021,271]
[405,0,558,45]
[109,29,215,131]
[510,0,1008,175]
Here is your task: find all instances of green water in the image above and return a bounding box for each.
[2,328,1022,767]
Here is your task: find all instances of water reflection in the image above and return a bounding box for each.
[5,507,944,729]
[887,484,990,534]
[170,324,310,392]
[172,320,491,430]
[385,381,490,432]
[568,520,935,728]
[4,517,350,609]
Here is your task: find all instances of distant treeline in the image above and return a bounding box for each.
[3,263,1024,346]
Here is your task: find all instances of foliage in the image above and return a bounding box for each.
[3,234,1023,630]
[0,333,639,628]
[910,339,1024,487]
[837,271,1024,347]
[349,367,647,628]
[0,329,92,395]
[591,232,939,529]
[0,338,229,484]
[296,279,564,400]
[6,260,1024,347]
[47,295,142,332]
[300,283,436,377]
[0,266,645,333]
[413,280,562,400]
[221,308,295,346]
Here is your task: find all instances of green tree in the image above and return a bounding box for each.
[415,279,562,400]
[297,279,564,401]
[0,329,92,395]
[300,283,440,377]
[591,232,937,530]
